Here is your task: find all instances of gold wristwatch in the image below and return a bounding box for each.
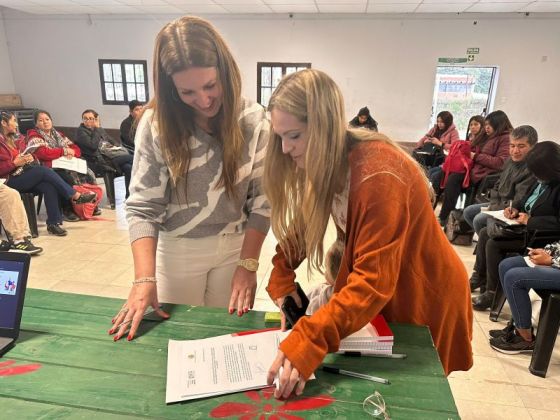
[237,258,259,272]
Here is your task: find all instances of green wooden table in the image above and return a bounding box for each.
[0,289,459,419]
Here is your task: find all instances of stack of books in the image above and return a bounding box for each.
[338,314,393,355]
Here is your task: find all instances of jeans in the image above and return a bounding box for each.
[429,166,443,194]
[7,165,75,225]
[499,256,560,329]
[463,203,490,234]
[111,154,133,198]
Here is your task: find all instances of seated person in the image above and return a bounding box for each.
[306,239,344,315]
[0,112,96,236]
[413,111,460,171]
[348,107,378,131]
[26,110,94,221]
[472,141,560,310]
[438,110,511,225]
[489,242,560,353]
[464,125,537,244]
[76,109,133,197]
[429,115,484,194]
[120,100,143,153]
[0,183,42,254]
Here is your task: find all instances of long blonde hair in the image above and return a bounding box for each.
[151,16,243,199]
[264,69,428,272]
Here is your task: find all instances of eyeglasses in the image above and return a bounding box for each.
[363,391,390,419]
[83,117,97,121]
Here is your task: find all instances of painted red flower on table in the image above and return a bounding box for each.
[209,387,334,419]
[0,360,41,376]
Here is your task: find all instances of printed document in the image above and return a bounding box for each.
[166,330,290,403]
[51,157,88,174]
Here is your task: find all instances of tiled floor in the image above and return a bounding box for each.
[23,179,560,419]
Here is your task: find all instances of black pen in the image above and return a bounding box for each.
[322,364,390,385]
[343,351,407,359]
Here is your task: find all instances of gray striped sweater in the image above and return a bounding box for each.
[126,99,270,242]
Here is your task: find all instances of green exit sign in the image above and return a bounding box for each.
[467,48,480,54]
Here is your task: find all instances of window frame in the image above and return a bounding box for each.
[98,59,149,105]
[256,62,311,106]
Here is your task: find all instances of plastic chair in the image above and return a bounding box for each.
[20,193,39,238]
[529,291,560,377]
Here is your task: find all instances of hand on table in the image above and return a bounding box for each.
[109,282,169,341]
[267,350,307,399]
[228,266,257,316]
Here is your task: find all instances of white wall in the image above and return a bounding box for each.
[0,9,16,93]
[3,11,560,142]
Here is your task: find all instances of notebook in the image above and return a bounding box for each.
[337,314,394,354]
[0,252,30,357]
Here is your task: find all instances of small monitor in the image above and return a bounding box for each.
[0,252,30,356]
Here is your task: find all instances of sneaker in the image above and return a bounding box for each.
[472,291,495,311]
[93,206,102,216]
[489,319,515,339]
[73,192,96,204]
[490,329,535,354]
[47,224,68,236]
[0,240,11,251]
[10,239,43,255]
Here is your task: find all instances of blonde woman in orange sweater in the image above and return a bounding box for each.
[263,69,473,399]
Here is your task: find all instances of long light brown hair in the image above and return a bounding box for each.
[264,69,429,272]
[150,16,243,199]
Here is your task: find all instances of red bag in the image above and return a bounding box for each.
[72,183,103,220]
[441,141,473,189]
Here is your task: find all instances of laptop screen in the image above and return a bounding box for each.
[0,259,27,330]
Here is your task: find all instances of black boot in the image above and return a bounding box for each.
[472,291,495,311]
[469,272,487,293]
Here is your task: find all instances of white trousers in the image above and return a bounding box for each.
[156,232,244,307]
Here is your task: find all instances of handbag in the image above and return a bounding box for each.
[71,183,103,220]
[486,217,526,241]
[440,141,473,189]
[100,142,130,160]
[445,209,474,246]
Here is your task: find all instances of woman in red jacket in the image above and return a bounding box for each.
[0,112,95,236]
[438,110,512,225]
[263,69,472,399]
[26,110,93,187]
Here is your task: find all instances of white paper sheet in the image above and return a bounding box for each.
[166,330,290,403]
[51,157,88,174]
[481,209,520,226]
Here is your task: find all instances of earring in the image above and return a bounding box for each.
[171,88,180,102]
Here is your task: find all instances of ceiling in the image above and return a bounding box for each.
[0,0,559,15]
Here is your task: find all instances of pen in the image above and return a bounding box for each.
[343,352,407,359]
[509,199,513,213]
[322,364,390,385]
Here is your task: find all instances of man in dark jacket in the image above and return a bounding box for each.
[349,106,378,131]
[464,125,538,235]
[119,100,143,153]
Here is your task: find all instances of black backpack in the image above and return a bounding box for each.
[445,209,474,246]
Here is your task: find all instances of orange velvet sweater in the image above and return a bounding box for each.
[266,141,473,378]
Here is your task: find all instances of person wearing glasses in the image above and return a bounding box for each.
[76,109,133,198]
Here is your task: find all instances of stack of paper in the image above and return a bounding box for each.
[338,315,393,355]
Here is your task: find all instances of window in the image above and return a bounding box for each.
[431,66,499,135]
[98,59,149,105]
[257,62,311,107]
